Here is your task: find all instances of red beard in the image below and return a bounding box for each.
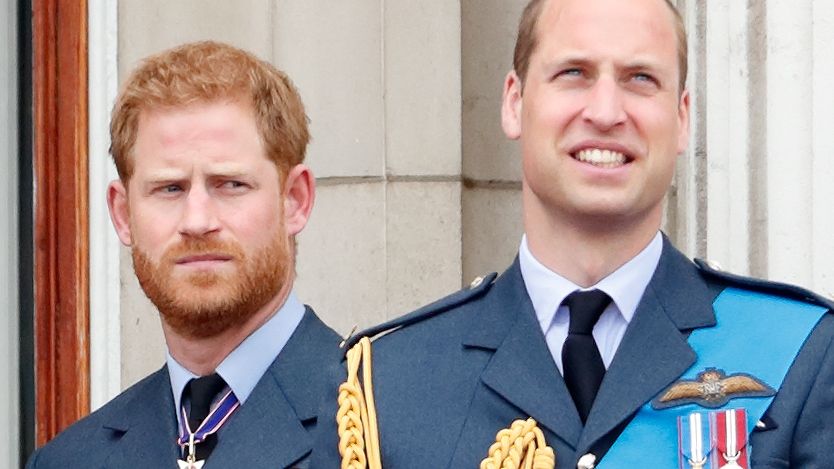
[132,232,292,340]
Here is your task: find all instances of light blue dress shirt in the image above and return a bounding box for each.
[519,232,663,373]
[166,290,306,427]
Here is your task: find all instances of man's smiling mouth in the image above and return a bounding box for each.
[572,148,631,169]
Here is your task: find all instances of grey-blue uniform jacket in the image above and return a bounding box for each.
[26,308,343,469]
[327,238,834,468]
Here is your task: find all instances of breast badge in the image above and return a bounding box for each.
[653,368,774,410]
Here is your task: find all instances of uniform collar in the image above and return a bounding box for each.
[519,232,663,331]
[166,291,306,420]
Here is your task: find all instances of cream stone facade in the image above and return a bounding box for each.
[85,0,834,401]
[2,1,19,465]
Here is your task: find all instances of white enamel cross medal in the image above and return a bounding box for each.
[177,433,206,469]
[177,457,205,469]
[175,388,241,469]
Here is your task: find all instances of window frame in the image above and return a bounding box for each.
[32,0,90,446]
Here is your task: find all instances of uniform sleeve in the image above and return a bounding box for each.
[791,315,834,467]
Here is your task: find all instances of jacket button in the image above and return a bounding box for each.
[577,453,596,469]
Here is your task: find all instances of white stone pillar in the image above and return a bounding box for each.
[670,0,834,296]
[811,0,834,297]
[88,0,122,409]
[0,0,20,466]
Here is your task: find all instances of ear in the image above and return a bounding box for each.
[107,180,133,246]
[501,70,524,140]
[676,89,691,155]
[283,164,315,236]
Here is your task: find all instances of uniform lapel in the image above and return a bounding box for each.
[102,368,180,467]
[206,368,312,468]
[206,309,341,469]
[463,260,584,449]
[577,239,718,454]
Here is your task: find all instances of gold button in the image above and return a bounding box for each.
[470,276,484,289]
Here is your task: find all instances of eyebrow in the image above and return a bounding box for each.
[203,165,250,179]
[621,59,665,73]
[543,54,665,70]
[143,169,187,183]
[541,55,593,71]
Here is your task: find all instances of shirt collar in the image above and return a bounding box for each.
[167,290,306,416]
[519,232,663,330]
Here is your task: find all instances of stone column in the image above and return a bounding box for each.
[671,0,834,296]
[1,0,20,465]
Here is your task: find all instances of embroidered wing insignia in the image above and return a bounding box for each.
[652,368,775,410]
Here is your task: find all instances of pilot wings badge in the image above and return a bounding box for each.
[652,368,775,410]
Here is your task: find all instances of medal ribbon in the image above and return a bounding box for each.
[714,408,749,468]
[177,389,241,448]
[678,412,712,469]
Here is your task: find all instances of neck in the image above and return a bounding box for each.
[523,193,661,288]
[163,280,293,376]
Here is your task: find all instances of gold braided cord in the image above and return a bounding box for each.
[337,337,382,469]
[480,418,555,469]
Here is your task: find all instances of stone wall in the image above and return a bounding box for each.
[107,0,834,392]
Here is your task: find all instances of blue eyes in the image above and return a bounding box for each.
[153,180,249,197]
[632,73,657,84]
[553,69,659,87]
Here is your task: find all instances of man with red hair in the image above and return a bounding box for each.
[27,41,341,469]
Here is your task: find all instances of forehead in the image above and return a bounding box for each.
[534,0,678,64]
[137,101,256,144]
[133,101,264,168]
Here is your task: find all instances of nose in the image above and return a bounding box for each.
[178,185,221,237]
[581,75,627,131]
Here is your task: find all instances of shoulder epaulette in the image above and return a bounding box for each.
[342,272,499,350]
[695,258,834,311]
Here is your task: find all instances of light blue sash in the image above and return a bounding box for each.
[597,287,827,467]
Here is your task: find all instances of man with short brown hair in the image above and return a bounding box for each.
[27,41,341,469]
[333,0,834,467]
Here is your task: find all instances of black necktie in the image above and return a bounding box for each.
[561,289,611,424]
[184,373,227,461]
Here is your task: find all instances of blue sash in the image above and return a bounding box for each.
[596,287,827,467]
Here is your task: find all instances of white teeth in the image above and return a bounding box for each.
[576,149,627,168]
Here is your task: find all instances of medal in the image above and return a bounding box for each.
[177,433,205,469]
[175,389,240,468]
[678,412,712,469]
[714,409,749,469]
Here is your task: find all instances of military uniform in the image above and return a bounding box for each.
[331,238,834,468]
[26,309,342,469]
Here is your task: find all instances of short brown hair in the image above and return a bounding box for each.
[110,41,309,183]
[513,0,688,92]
